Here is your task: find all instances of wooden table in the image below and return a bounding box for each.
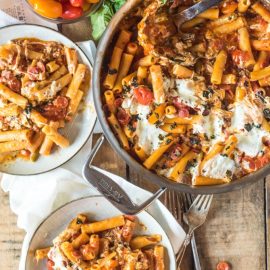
[0,20,270,270]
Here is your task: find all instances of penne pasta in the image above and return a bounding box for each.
[0,83,28,108]
[0,140,29,153]
[213,17,245,34]
[173,64,194,78]
[107,113,130,150]
[150,65,165,104]
[252,2,270,22]
[143,136,175,169]
[81,215,125,234]
[0,129,32,142]
[211,50,227,84]
[42,125,69,148]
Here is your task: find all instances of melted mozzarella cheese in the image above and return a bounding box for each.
[48,247,69,270]
[230,97,263,131]
[235,127,268,157]
[192,113,225,144]
[135,104,167,155]
[202,154,236,179]
[175,79,198,108]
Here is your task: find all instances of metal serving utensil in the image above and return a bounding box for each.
[82,135,166,215]
[173,0,223,30]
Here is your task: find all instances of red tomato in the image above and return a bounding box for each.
[217,261,230,270]
[117,108,131,126]
[32,0,62,19]
[231,49,250,67]
[47,260,55,270]
[133,86,154,105]
[62,3,83,19]
[70,0,84,7]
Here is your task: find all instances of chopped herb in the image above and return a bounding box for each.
[226,170,232,178]
[108,68,117,75]
[131,77,138,87]
[76,218,83,224]
[165,138,172,145]
[263,108,270,120]
[155,120,162,128]
[170,122,177,129]
[154,112,159,118]
[190,136,200,145]
[24,104,33,115]
[244,123,252,131]
[210,135,216,139]
[221,153,228,157]
[203,90,210,98]
[158,134,164,140]
[255,124,261,128]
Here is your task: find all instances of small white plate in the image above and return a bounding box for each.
[25,196,176,270]
[0,24,96,175]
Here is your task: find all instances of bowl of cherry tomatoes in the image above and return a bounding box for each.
[26,0,102,23]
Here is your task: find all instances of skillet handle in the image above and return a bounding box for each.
[82,134,167,215]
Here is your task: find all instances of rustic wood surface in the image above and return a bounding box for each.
[0,19,269,270]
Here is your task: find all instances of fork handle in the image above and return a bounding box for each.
[191,235,201,270]
[176,227,194,266]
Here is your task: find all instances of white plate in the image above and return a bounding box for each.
[25,196,176,270]
[0,24,96,175]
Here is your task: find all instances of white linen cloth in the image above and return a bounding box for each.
[0,9,185,270]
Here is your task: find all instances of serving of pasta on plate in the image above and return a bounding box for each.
[102,0,270,186]
[0,38,90,164]
[35,214,165,270]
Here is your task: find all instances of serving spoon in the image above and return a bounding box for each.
[172,0,223,30]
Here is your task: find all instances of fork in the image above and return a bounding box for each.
[181,193,202,270]
[176,194,213,267]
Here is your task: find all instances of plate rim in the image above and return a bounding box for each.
[0,23,97,176]
[25,195,176,269]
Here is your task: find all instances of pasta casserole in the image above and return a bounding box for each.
[102,0,270,186]
[35,214,165,270]
[0,38,90,163]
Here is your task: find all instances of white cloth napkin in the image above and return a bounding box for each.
[0,9,185,270]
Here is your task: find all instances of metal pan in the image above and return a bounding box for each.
[92,0,268,195]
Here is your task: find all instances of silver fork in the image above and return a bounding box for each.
[176,194,213,267]
[181,193,201,270]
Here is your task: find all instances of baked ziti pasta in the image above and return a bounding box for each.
[35,214,165,270]
[102,0,270,186]
[0,38,90,163]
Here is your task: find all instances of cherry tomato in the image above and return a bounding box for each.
[231,49,250,67]
[216,261,230,270]
[82,1,91,11]
[70,0,84,7]
[32,0,62,19]
[46,260,55,270]
[133,86,154,105]
[62,3,83,19]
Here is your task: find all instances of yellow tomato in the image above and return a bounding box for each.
[82,2,91,11]
[31,0,62,19]
[86,0,99,3]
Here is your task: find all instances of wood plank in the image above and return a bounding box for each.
[0,188,25,270]
[196,179,266,270]
[61,18,93,42]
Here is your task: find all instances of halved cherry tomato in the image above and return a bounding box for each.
[231,49,250,67]
[32,0,62,19]
[217,261,230,270]
[47,260,55,270]
[70,0,84,7]
[62,3,83,19]
[133,86,154,105]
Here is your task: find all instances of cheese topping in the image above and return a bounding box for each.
[202,154,236,179]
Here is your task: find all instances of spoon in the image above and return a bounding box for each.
[173,0,223,30]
